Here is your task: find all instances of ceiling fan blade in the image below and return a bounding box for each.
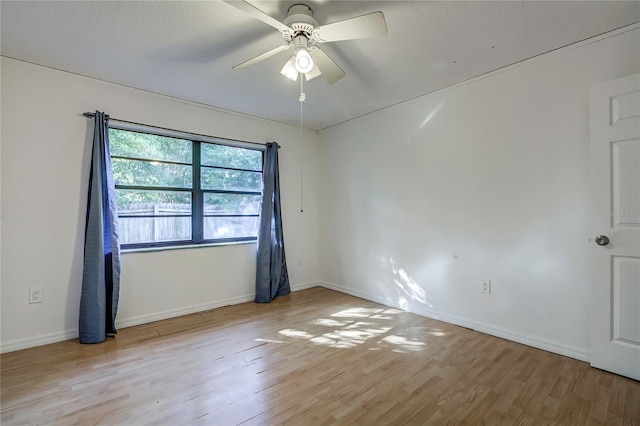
[233,44,291,69]
[223,0,291,34]
[313,11,387,43]
[308,47,345,84]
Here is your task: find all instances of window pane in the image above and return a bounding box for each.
[116,190,191,214]
[204,193,261,215]
[201,144,262,171]
[117,190,191,245]
[113,158,192,188]
[203,216,259,240]
[108,124,263,246]
[201,168,261,192]
[119,217,192,245]
[110,129,192,163]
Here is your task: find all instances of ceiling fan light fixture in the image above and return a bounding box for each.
[294,48,314,73]
[280,56,299,81]
[305,62,321,81]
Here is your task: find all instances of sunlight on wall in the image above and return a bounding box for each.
[410,102,444,141]
[377,255,457,312]
[378,257,433,311]
[390,257,427,310]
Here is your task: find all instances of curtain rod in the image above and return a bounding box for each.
[82,112,278,149]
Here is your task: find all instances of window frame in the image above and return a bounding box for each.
[108,121,264,250]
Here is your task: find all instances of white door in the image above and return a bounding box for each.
[590,73,640,381]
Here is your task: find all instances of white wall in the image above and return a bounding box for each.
[0,58,321,352]
[317,28,640,361]
[3,27,638,358]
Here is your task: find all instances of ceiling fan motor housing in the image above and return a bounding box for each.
[283,4,318,40]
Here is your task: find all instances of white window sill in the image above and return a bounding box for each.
[121,240,256,254]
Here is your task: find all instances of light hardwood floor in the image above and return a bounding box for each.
[1,287,639,425]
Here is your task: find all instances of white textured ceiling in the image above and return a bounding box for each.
[1,1,639,130]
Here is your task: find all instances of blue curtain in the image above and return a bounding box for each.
[255,142,290,303]
[79,111,121,343]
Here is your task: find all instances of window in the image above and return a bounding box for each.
[109,127,263,249]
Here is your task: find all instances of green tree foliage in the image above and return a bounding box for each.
[110,129,191,163]
[201,144,261,170]
[204,193,261,215]
[109,129,263,214]
[116,190,191,213]
[110,129,192,205]
[200,143,263,197]
[201,168,261,192]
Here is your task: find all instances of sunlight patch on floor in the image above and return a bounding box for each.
[312,318,349,327]
[264,305,435,352]
[330,307,387,318]
[381,334,426,352]
[254,338,285,344]
[278,329,314,339]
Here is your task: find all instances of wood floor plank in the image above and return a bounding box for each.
[2,287,639,425]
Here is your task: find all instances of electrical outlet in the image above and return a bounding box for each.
[480,280,491,294]
[29,287,43,304]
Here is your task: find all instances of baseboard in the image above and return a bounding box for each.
[290,281,321,291]
[317,281,590,363]
[9,281,584,360]
[115,293,257,329]
[117,281,320,329]
[0,281,322,354]
[1,329,79,354]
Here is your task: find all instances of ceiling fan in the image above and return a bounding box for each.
[223,1,387,84]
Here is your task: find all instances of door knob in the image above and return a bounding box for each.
[595,235,610,246]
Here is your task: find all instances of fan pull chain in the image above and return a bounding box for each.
[299,76,304,213]
[299,75,306,103]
